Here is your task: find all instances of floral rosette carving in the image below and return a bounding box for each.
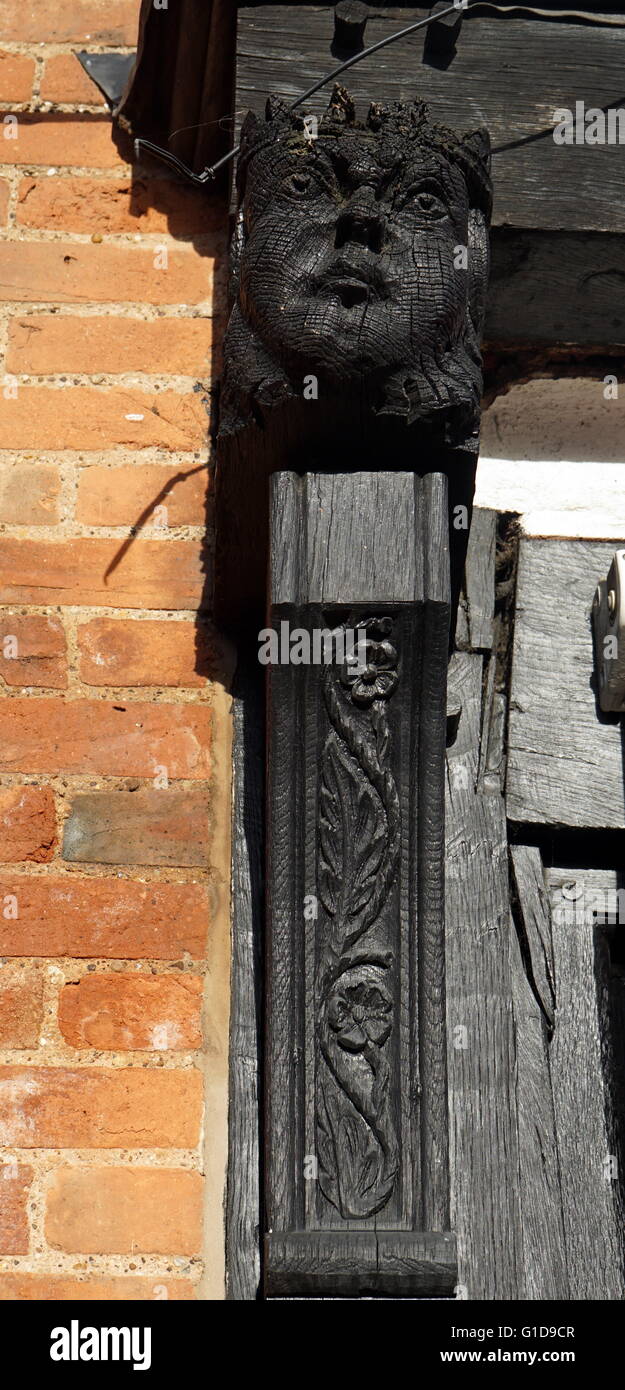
[316,616,400,1219]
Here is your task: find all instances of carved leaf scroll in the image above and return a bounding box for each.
[316,618,401,1219]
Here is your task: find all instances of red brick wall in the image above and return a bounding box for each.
[0,0,231,1300]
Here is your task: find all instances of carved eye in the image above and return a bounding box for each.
[406,185,448,219]
[286,170,313,196]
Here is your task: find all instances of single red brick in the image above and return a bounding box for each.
[76,464,208,526]
[0,51,35,103]
[0,1164,32,1255]
[0,697,211,777]
[0,463,61,525]
[0,966,43,1047]
[62,789,210,867]
[78,618,215,687]
[0,538,205,609]
[0,615,67,688]
[0,241,213,306]
[7,314,213,376]
[0,1273,196,1300]
[0,386,208,451]
[0,876,208,959]
[39,55,107,106]
[0,1066,202,1147]
[0,117,127,168]
[1,2,140,44]
[0,785,56,861]
[58,973,203,1050]
[16,174,224,236]
[46,1167,203,1254]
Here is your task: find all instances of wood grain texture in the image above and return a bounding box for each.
[508,867,569,1300]
[456,507,496,652]
[237,6,625,232]
[545,867,625,1300]
[507,539,625,829]
[225,655,264,1301]
[266,1229,457,1297]
[265,470,454,1295]
[445,650,523,1300]
[510,844,555,1028]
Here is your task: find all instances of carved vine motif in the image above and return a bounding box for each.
[316,617,401,1219]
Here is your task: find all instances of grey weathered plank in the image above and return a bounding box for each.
[445,650,524,1299]
[509,925,569,1300]
[455,507,495,653]
[510,844,555,1027]
[464,509,496,652]
[508,863,569,1300]
[225,656,264,1301]
[507,539,625,829]
[544,866,625,1300]
[270,472,450,605]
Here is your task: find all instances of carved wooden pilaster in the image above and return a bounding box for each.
[265,471,455,1297]
[217,86,492,1298]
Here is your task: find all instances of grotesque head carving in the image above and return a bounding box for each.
[221,87,492,445]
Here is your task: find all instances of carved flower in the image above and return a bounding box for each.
[341,620,398,706]
[328,981,392,1053]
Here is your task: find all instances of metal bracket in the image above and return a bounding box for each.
[592,550,625,713]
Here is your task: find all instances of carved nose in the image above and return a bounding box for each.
[335,199,385,253]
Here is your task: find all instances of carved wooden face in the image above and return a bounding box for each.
[239,129,473,383]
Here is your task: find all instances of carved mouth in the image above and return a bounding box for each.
[318,260,384,308]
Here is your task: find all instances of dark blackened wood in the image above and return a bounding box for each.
[488,230,625,350]
[424,1,464,60]
[545,867,625,1299]
[507,540,625,829]
[116,0,236,179]
[445,650,523,1299]
[265,470,454,1296]
[266,1230,457,1297]
[215,88,491,629]
[225,654,264,1301]
[237,6,625,349]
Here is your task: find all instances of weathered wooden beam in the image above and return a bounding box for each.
[445,650,523,1299]
[510,845,568,1299]
[507,539,625,830]
[265,470,455,1297]
[218,78,492,1298]
[545,867,625,1299]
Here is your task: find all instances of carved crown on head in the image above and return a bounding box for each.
[237,83,492,220]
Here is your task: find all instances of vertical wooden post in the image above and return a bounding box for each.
[217,86,492,1298]
[264,472,455,1296]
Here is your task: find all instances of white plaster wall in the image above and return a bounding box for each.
[478,377,625,537]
